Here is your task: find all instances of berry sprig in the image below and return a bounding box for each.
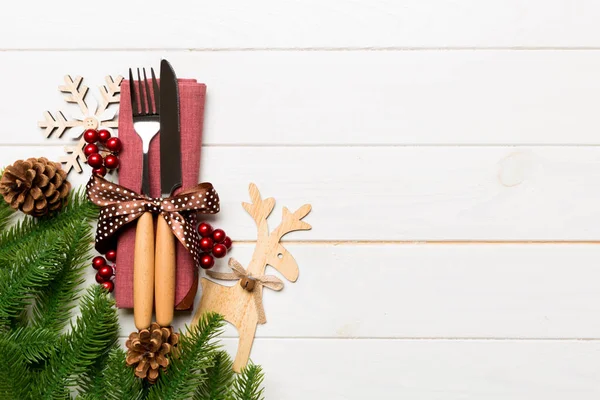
[83,129,122,176]
[197,222,232,269]
[92,248,117,292]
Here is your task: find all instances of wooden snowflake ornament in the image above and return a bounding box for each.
[38,75,123,174]
[192,183,312,372]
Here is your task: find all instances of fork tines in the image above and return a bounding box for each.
[128,67,159,117]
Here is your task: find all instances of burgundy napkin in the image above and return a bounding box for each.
[115,78,206,310]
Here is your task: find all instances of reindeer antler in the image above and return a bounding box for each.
[242,183,275,227]
[272,204,312,240]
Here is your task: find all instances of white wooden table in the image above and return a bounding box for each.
[2,1,600,398]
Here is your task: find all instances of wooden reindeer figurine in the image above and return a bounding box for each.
[192,183,311,372]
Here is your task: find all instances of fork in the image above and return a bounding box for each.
[129,67,160,330]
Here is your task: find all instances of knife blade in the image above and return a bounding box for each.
[155,59,182,327]
[159,59,182,197]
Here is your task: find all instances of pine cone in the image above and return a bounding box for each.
[0,157,70,217]
[126,323,180,384]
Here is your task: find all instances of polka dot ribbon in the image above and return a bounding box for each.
[86,175,220,266]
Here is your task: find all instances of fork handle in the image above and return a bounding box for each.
[142,152,150,196]
[134,212,154,330]
[155,216,176,326]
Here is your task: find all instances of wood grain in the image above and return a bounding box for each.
[2,11,600,396]
[5,51,600,145]
[194,183,311,371]
[219,338,600,400]
[154,217,176,327]
[133,212,154,330]
[8,145,600,241]
[115,243,600,339]
[2,1,600,49]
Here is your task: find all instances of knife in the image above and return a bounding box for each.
[155,59,182,327]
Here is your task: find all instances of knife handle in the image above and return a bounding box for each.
[155,217,176,326]
[134,212,155,330]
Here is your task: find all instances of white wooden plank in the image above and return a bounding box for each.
[5,51,600,145]
[222,339,600,400]
[3,145,600,241]
[2,1,600,49]
[112,244,600,339]
[115,337,600,399]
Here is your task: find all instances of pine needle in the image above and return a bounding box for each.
[230,364,266,400]
[100,346,144,400]
[6,326,58,363]
[30,218,92,333]
[147,313,225,400]
[0,336,33,399]
[0,189,97,269]
[33,285,119,399]
[0,238,67,327]
[194,350,235,400]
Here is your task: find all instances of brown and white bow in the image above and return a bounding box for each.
[86,175,220,266]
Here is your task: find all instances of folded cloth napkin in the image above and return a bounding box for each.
[115,78,206,310]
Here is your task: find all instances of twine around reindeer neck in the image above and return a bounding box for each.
[206,258,283,324]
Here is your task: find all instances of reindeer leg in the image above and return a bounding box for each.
[233,309,259,372]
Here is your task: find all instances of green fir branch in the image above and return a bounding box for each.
[31,218,92,333]
[7,326,58,363]
[147,313,225,400]
[230,364,265,400]
[33,285,119,399]
[0,336,34,399]
[92,346,144,400]
[194,350,235,400]
[0,189,97,269]
[0,199,14,233]
[0,239,66,328]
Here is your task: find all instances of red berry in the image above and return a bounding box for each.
[212,229,226,243]
[199,253,215,269]
[106,137,122,152]
[87,153,103,168]
[198,222,213,237]
[106,249,117,262]
[199,237,214,252]
[98,265,114,280]
[104,154,119,169]
[92,167,107,177]
[212,244,227,258]
[84,143,99,157]
[84,129,99,143]
[95,271,107,283]
[101,281,114,292]
[98,129,111,143]
[92,256,106,269]
[223,236,232,249]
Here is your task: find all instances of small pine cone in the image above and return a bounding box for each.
[0,157,70,217]
[125,323,180,384]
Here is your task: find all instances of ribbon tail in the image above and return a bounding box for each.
[205,271,241,281]
[253,291,267,324]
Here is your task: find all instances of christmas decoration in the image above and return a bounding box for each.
[106,249,117,262]
[86,174,219,260]
[194,183,311,372]
[38,75,123,174]
[0,157,71,217]
[125,322,180,383]
[198,221,213,237]
[196,222,233,269]
[81,128,122,176]
[0,187,265,399]
[92,256,106,269]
